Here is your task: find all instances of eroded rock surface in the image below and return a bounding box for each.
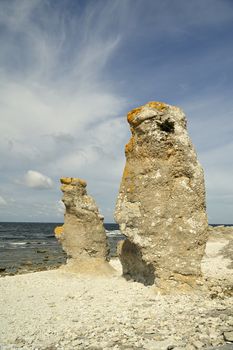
[115,101,209,289]
[56,177,113,275]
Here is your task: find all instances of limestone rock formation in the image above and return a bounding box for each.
[56,177,113,275]
[115,101,209,289]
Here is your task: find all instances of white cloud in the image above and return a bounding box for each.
[24,170,53,189]
[0,0,233,222]
[0,196,7,206]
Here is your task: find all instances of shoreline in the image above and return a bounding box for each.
[0,224,124,277]
[1,224,232,278]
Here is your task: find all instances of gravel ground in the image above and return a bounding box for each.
[0,262,233,350]
[1,228,233,350]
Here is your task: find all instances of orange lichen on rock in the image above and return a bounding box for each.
[122,165,129,180]
[54,225,64,237]
[60,177,72,185]
[127,101,167,126]
[60,177,87,187]
[125,136,135,153]
[122,165,135,193]
[127,106,143,125]
[147,101,167,110]
[60,184,73,192]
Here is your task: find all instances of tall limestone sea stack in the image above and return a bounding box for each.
[55,177,113,275]
[115,102,209,289]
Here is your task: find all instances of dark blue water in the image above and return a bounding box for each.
[0,222,123,276]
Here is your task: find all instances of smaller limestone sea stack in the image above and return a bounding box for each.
[55,177,113,275]
[115,101,209,290]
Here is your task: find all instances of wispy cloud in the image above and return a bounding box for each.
[0,0,232,222]
[0,0,128,221]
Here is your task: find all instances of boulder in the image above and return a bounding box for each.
[115,102,209,289]
[56,177,113,275]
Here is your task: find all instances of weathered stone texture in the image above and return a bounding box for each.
[56,177,112,274]
[115,101,209,287]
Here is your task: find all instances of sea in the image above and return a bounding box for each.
[0,222,124,276]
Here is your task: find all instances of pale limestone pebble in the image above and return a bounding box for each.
[115,101,209,290]
[224,331,233,342]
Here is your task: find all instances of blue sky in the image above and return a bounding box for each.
[0,0,233,223]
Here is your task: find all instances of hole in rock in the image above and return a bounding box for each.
[104,223,125,258]
[158,119,175,133]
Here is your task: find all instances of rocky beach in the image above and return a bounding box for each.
[0,225,233,350]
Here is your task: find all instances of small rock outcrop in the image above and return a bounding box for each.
[115,102,209,289]
[55,177,113,275]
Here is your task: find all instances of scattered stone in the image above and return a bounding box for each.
[224,331,233,342]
